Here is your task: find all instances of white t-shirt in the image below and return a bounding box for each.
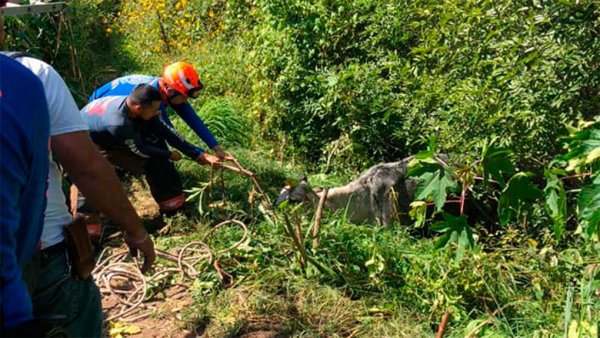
[15,57,89,249]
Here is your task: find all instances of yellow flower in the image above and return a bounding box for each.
[106,27,113,34]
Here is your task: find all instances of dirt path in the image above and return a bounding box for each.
[102,292,196,337]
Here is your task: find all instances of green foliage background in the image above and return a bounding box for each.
[243,0,600,171]
[6,0,599,171]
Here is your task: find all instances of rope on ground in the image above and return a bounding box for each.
[93,219,249,323]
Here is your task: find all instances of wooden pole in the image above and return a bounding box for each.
[312,188,328,249]
[436,308,451,338]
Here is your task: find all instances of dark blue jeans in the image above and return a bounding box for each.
[27,244,102,337]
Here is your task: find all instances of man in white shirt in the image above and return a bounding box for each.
[11,54,156,337]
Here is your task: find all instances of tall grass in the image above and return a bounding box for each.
[196,98,252,147]
[162,202,594,337]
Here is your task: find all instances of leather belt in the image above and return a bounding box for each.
[41,241,66,256]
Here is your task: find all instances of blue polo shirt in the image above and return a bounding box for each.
[0,55,50,328]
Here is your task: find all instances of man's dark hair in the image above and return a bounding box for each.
[129,84,162,106]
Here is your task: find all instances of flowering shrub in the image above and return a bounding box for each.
[116,0,225,59]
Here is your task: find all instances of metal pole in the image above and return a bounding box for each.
[1,2,67,16]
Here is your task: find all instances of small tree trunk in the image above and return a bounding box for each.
[312,188,328,249]
[436,308,451,338]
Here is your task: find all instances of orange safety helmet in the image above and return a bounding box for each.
[162,62,204,98]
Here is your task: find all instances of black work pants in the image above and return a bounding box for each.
[101,137,184,211]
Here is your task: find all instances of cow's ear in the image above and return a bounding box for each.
[300,174,308,182]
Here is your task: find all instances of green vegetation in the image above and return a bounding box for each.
[3,0,599,336]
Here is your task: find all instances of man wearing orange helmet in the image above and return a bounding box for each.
[89,62,228,214]
[91,62,226,159]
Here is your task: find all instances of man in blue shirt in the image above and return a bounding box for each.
[0,55,56,335]
[90,62,227,160]
[89,62,226,213]
[82,84,211,214]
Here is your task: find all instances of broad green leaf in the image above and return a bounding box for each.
[561,139,600,163]
[434,231,452,250]
[430,219,451,232]
[577,174,600,240]
[415,137,438,160]
[565,158,586,172]
[498,172,543,226]
[456,222,474,260]
[431,213,473,260]
[586,147,600,164]
[481,145,515,187]
[407,161,457,211]
[544,169,567,240]
[558,124,600,163]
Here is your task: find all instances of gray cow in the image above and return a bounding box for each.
[276,157,420,226]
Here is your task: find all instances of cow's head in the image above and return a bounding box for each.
[275,175,316,206]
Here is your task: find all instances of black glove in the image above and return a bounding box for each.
[2,320,69,337]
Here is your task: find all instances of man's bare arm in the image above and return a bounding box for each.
[51,130,155,272]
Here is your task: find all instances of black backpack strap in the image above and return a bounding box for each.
[0,51,34,59]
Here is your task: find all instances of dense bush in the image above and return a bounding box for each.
[8,1,598,172]
[244,0,600,171]
[5,1,599,170]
